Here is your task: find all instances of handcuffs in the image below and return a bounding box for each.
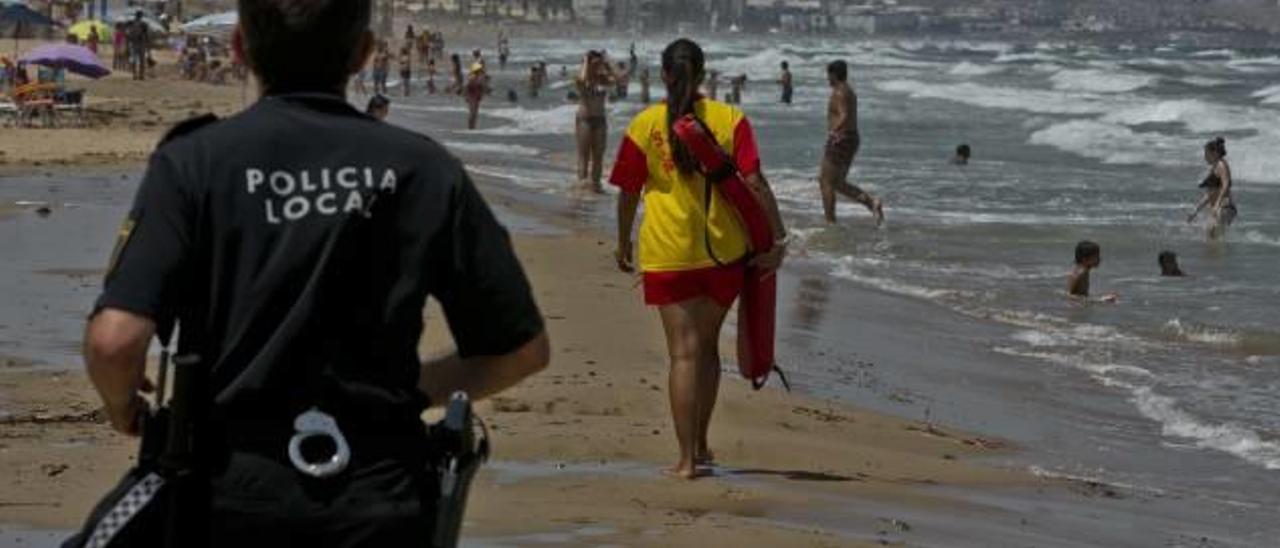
[287,407,351,478]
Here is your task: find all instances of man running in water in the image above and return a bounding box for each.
[820,60,883,226]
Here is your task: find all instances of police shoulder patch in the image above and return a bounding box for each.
[160,113,219,145]
[104,217,137,281]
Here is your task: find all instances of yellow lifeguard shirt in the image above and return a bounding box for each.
[609,99,762,273]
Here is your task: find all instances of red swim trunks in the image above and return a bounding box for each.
[643,263,745,308]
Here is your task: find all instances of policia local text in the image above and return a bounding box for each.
[246,166,400,224]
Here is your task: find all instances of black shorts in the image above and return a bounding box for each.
[822,132,862,173]
[210,450,437,547]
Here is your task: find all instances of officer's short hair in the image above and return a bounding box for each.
[238,0,372,91]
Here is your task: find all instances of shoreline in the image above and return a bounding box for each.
[3,33,1272,544]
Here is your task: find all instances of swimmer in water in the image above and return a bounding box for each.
[1159,251,1184,277]
[1188,137,1237,240]
[1068,240,1118,303]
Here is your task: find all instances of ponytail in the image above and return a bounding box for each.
[662,39,705,174]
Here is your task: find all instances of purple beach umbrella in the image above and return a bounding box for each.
[19,43,110,79]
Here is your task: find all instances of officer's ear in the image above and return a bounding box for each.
[351,30,375,76]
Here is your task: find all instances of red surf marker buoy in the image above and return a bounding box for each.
[672,115,786,391]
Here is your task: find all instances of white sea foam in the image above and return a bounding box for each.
[1190,49,1236,58]
[876,79,1118,116]
[828,258,956,301]
[443,141,542,157]
[1028,120,1187,167]
[1225,55,1280,72]
[1252,84,1280,105]
[1131,387,1280,470]
[1164,319,1243,346]
[997,345,1280,470]
[392,103,468,115]
[1240,230,1280,248]
[1024,98,1280,185]
[1011,330,1066,347]
[948,62,1004,77]
[706,47,794,80]
[1049,69,1157,94]
[475,104,583,136]
[876,74,1280,185]
[1100,98,1217,126]
[1179,76,1230,88]
[466,163,574,193]
[993,347,1153,379]
[994,51,1062,64]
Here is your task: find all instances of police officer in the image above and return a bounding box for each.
[82,1,549,545]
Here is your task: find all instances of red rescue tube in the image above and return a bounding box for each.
[672,115,781,390]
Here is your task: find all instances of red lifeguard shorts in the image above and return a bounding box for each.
[643,263,745,308]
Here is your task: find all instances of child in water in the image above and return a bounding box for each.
[1159,251,1184,277]
[1068,241,1118,303]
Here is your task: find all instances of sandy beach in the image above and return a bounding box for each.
[3,21,1275,547]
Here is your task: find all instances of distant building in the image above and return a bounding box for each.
[572,0,607,24]
[831,5,927,34]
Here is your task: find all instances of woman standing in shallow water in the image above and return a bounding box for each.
[1188,137,1237,240]
[575,50,615,193]
[611,39,788,479]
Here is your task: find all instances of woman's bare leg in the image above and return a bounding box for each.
[575,119,591,188]
[694,300,727,464]
[589,122,608,192]
[658,297,730,479]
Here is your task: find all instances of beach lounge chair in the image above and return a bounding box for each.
[13,83,58,128]
[0,95,18,127]
[54,89,86,127]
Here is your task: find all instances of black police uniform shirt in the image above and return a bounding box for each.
[96,93,543,429]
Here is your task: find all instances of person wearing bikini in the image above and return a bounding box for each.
[1188,137,1238,240]
[574,50,616,193]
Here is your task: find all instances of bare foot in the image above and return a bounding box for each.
[662,465,699,480]
[871,197,885,227]
[695,449,716,465]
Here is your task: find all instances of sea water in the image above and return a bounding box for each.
[405,35,1279,541]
